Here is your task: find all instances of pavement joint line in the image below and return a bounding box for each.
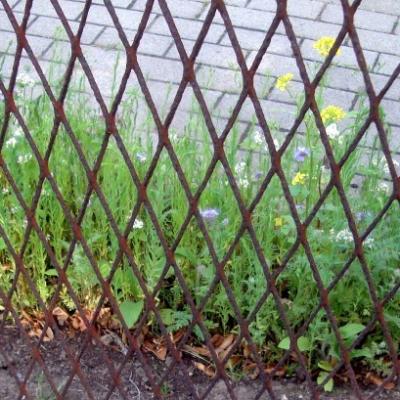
[5,2,399,39]
[316,2,328,22]
[392,16,400,35]
[3,12,397,62]
[2,44,398,104]
[91,25,107,47]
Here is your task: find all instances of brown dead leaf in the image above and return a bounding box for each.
[243,362,259,380]
[171,329,185,344]
[216,334,235,354]
[265,365,286,378]
[193,362,215,377]
[366,372,395,390]
[211,334,224,348]
[52,307,69,326]
[183,344,211,358]
[71,314,86,332]
[43,327,54,342]
[143,339,167,361]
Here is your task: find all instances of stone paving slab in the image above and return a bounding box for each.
[0,0,399,154]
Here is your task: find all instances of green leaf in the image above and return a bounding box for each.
[45,269,59,277]
[339,323,365,340]
[317,371,334,392]
[297,336,311,352]
[119,300,143,328]
[278,337,290,350]
[318,360,334,372]
[278,336,310,352]
[159,308,175,326]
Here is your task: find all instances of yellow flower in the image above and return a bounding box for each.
[274,217,283,228]
[276,73,294,91]
[320,105,346,125]
[292,172,308,186]
[313,36,341,57]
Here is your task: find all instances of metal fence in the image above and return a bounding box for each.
[0,0,399,399]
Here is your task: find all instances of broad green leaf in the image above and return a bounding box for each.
[119,300,143,328]
[45,269,59,277]
[339,323,365,339]
[278,337,290,350]
[318,360,334,372]
[317,371,334,392]
[278,336,310,352]
[297,336,311,352]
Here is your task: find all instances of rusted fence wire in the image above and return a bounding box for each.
[0,0,399,399]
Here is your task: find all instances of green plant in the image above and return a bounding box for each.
[0,36,399,387]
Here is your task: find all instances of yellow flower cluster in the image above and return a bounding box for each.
[276,73,294,91]
[321,105,346,125]
[274,217,283,228]
[292,172,308,186]
[313,36,342,57]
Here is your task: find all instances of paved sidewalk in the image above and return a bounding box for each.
[0,0,399,156]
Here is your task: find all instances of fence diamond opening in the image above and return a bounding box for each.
[0,0,399,399]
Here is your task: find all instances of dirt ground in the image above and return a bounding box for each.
[0,326,399,400]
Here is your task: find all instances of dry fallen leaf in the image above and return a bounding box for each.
[52,307,69,326]
[366,372,395,390]
[243,362,259,379]
[143,339,167,361]
[43,327,54,342]
[193,361,215,377]
[216,334,235,354]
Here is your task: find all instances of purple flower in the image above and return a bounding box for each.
[200,208,220,222]
[294,147,310,162]
[253,171,264,181]
[355,211,372,222]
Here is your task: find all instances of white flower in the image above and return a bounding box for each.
[235,161,247,175]
[169,132,179,142]
[254,130,264,145]
[132,218,144,229]
[17,72,35,88]
[363,236,374,248]
[238,178,249,188]
[17,154,32,164]
[382,158,399,175]
[326,123,340,139]
[334,228,353,243]
[378,181,390,194]
[6,137,18,148]
[14,127,23,137]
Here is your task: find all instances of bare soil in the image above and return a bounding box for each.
[0,326,399,400]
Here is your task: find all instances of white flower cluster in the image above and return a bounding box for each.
[378,181,391,195]
[326,123,346,144]
[254,131,264,145]
[5,127,24,148]
[132,218,144,229]
[253,130,280,149]
[17,154,32,164]
[382,157,399,175]
[331,227,374,248]
[17,72,35,88]
[333,228,353,243]
[235,161,249,188]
